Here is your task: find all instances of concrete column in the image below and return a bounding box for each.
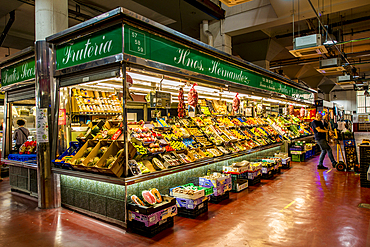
[35,0,68,41]
[200,20,232,55]
[35,0,68,209]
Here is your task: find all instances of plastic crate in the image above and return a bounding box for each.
[128,205,177,227]
[248,175,261,185]
[230,175,248,192]
[209,191,230,204]
[177,200,208,218]
[127,196,176,215]
[292,154,304,162]
[52,142,82,169]
[8,154,37,162]
[127,216,174,237]
[282,160,291,169]
[176,196,208,210]
[343,140,356,147]
[290,146,304,151]
[170,183,213,199]
[342,132,354,140]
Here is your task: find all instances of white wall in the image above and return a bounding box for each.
[330,90,356,111]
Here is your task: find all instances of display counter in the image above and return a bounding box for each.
[3,159,38,198]
[53,142,281,226]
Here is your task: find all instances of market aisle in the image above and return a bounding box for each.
[1,150,370,247]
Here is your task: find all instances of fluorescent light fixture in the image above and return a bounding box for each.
[323,40,337,45]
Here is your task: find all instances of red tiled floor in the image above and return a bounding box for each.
[1,146,370,247]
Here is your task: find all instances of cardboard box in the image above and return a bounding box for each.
[69,140,99,171]
[95,141,125,177]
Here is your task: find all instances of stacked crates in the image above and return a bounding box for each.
[127,196,177,237]
[170,183,213,218]
[199,174,232,203]
[359,145,370,188]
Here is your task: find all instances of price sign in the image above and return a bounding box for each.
[128,28,146,55]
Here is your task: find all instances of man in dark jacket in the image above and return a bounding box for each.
[311,113,337,169]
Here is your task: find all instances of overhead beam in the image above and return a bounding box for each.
[0,10,15,46]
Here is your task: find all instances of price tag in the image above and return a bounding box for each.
[262,167,267,173]
[129,28,146,55]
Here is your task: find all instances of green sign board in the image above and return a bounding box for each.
[1,58,35,87]
[55,25,123,70]
[124,24,312,100]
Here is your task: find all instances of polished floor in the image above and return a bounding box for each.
[1,140,370,246]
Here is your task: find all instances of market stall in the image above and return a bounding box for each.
[45,8,315,227]
[0,47,38,198]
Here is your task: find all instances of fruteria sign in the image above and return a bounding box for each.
[0,58,35,87]
[55,25,123,70]
[123,24,312,99]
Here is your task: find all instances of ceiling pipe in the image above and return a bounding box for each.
[202,20,214,47]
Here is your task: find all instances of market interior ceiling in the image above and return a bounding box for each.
[1,0,370,97]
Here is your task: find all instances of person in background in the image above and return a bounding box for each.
[311,113,337,170]
[13,119,29,153]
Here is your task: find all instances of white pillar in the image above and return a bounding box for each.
[35,0,68,41]
[200,20,232,55]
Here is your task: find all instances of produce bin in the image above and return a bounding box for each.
[177,200,208,218]
[210,191,230,204]
[127,216,174,237]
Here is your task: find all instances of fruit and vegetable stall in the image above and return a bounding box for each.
[45,8,315,232]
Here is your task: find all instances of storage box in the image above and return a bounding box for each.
[52,142,82,169]
[199,175,232,196]
[177,200,208,219]
[69,140,99,171]
[127,195,176,215]
[222,165,249,174]
[128,204,177,227]
[292,154,305,162]
[127,216,174,238]
[209,191,230,204]
[169,183,213,200]
[199,174,231,188]
[95,141,125,177]
[176,196,209,210]
[230,175,248,192]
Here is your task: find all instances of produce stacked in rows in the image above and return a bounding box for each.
[19,141,37,154]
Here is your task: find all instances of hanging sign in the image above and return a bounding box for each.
[0,58,35,87]
[124,24,313,100]
[36,108,49,143]
[55,25,123,70]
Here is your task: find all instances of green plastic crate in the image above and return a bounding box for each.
[180,183,214,196]
[292,154,305,162]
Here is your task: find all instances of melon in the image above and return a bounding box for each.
[142,190,157,205]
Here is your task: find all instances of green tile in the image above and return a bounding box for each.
[81,178,97,193]
[17,176,28,190]
[20,167,28,177]
[115,185,126,200]
[96,182,116,198]
[68,176,81,189]
[30,179,38,193]
[89,194,107,216]
[74,191,89,210]
[107,198,125,221]
[9,175,17,187]
[61,187,74,205]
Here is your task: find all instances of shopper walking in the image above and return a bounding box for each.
[13,119,29,153]
[311,113,337,169]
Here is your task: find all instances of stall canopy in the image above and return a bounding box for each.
[46,7,315,104]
